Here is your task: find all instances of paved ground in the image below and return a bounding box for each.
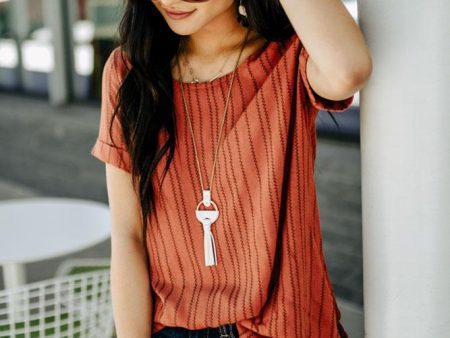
[0,92,364,335]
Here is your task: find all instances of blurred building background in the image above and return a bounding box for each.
[0,0,122,100]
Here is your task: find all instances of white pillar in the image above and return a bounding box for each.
[9,0,29,87]
[357,0,450,337]
[2,263,26,289]
[42,0,75,105]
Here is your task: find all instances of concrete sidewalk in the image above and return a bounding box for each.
[0,92,363,336]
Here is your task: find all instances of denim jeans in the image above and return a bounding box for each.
[152,322,239,338]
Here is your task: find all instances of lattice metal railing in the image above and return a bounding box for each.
[0,269,114,338]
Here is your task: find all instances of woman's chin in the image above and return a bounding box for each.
[165,22,202,37]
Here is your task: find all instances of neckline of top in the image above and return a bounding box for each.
[173,38,276,89]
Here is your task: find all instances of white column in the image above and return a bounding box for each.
[2,263,26,289]
[357,0,450,337]
[42,0,75,105]
[9,0,29,87]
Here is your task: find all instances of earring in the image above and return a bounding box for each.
[238,0,247,17]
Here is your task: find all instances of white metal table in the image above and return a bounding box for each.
[0,197,111,289]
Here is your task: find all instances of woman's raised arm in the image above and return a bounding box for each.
[280,0,372,100]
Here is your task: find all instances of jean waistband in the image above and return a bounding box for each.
[216,323,238,338]
[152,322,239,338]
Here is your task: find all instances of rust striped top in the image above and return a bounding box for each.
[91,32,354,338]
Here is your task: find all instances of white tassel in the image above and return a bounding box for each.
[203,219,217,266]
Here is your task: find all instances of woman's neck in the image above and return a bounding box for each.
[172,31,266,83]
[170,4,268,82]
[180,2,250,58]
[182,25,251,61]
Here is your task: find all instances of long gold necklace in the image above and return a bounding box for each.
[176,27,250,266]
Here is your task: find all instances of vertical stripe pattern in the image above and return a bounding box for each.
[91,32,354,338]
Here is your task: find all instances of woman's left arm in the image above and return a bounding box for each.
[279,0,373,100]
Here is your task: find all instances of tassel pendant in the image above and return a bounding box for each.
[196,190,219,266]
[202,218,217,266]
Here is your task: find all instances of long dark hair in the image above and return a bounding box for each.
[109,0,337,270]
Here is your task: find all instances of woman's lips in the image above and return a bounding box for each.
[164,9,196,20]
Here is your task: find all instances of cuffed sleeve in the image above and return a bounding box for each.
[297,36,354,112]
[90,47,132,173]
[91,138,131,173]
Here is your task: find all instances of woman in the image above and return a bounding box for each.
[90,0,372,337]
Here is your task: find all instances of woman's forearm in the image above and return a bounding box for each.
[110,235,152,338]
[279,0,372,82]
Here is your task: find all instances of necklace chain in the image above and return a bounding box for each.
[175,27,251,266]
[182,43,237,83]
[176,27,250,196]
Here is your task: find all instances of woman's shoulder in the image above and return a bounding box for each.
[276,31,302,55]
[253,31,302,68]
[245,31,298,67]
[103,46,132,81]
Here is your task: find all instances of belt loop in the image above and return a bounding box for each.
[228,324,236,338]
[219,324,229,337]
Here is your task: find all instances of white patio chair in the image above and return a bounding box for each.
[0,269,114,338]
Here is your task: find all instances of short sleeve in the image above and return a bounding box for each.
[298,37,354,112]
[90,47,132,173]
